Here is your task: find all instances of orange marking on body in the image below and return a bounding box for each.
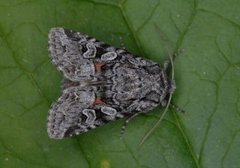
[94,97,104,105]
[95,63,104,72]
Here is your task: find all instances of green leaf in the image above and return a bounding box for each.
[0,0,240,168]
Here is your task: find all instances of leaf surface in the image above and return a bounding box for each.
[0,0,240,168]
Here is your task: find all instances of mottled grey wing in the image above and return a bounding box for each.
[48,27,124,81]
[47,86,124,139]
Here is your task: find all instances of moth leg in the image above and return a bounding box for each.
[163,49,184,71]
[120,112,143,139]
[119,36,126,49]
[170,103,185,113]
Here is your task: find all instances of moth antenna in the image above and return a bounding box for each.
[139,53,174,147]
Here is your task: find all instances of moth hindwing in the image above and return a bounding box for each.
[47,27,175,139]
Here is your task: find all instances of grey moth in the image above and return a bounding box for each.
[47,27,176,139]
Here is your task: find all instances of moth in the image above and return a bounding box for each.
[47,27,176,139]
